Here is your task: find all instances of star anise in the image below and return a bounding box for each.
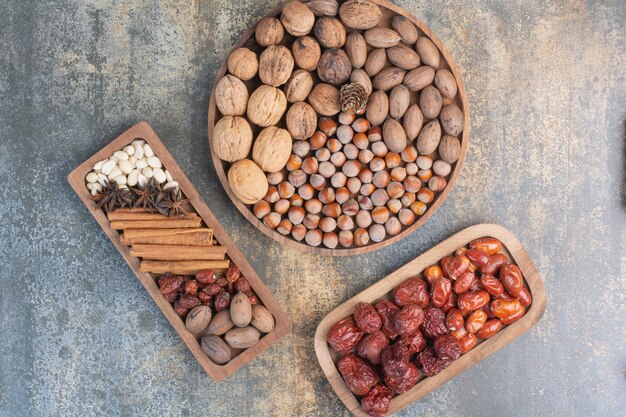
[92,181,133,212]
[147,178,170,216]
[130,180,155,210]
[163,187,190,217]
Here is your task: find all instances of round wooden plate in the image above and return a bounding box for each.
[208,0,470,256]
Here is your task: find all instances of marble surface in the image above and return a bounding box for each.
[0,0,624,416]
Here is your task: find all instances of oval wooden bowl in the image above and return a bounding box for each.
[314,224,547,416]
[208,0,470,256]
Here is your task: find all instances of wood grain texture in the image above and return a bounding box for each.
[67,122,292,382]
[207,0,470,256]
[314,224,546,416]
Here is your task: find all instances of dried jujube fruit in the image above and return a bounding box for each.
[327,316,364,355]
[337,352,379,395]
[421,306,448,339]
[361,384,393,417]
[354,302,383,333]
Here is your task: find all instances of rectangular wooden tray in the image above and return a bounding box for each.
[68,121,292,382]
[314,223,546,416]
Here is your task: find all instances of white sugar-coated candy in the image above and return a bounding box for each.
[131,139,145,146]
[98,173,108,186]
[153,168,166,183]
[86,172,99,183]
[128,155,137,165]
[119,159,133,174]
[143,144,154,157]
[93,159,107,172]
[134,144,144,159]
[147,156,161,168]
[123,145,135,156]
[137,174,148,187]
[127,169,139,187]
[165,170,173,182]
[107,166,123,180]
[101,160,116,175]
[113,175,127,185]
[113,151,129,160]
[142,167,153,178]
[135,159,148,170]
[163,181,179,190]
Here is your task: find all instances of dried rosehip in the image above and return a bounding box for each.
[375,300,400,340]
[434,334,462,360]
[392,277,430,308]
[248,293,259,305]
[204,284,222,296]
[446,308,464,331]
[214,291,231,311]
[479,253,508,275]
[453,271,475,294]
[383,360,419,394]
[395,329,427,355]
[393,304,424,337]
[459,332,478,353]
[196,269,217,285]
[361,384,393,417]
[465,248,490,268]
[357,330,389,365]
[457,290,490,312]
[421,306,448,339]
[184,280,199,295]
[491,298,523,320]
[226,265,241,283]
[159,275,182,294]
[441,291,457,313]
[234,276,252,294]
[423,265,443,286]
[477,318,502,338]
[480,274,504,297]
[178,294,200,309]
[216,276,229,287]
[442,255,470,279]
[518,286,532,307]
[431,277,452,307]
[173,302,189,317]
[417,347,451,377]
[337,353,378,396]
[327,316,365,356]
[197,290,212,304]
[163,291,178,303]
[499,264,524,297]
[469,237,502,255]
[226,282,235,295]
[354,302,382,333]
[465,309,488,333]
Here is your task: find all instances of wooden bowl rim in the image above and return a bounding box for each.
[207,0,470,256]
[313,223,547,416]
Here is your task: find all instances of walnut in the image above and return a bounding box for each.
[317,48,351,86]
[259,45,294,87]
[227,159,269,204]
[215,75,248,116]
[255,16,284,47]
[252,126,293,172]
[286,102,317,140]
[280,1,315,36]
[213,116,253,162]
[227,48,258,81]
[247,85,287,127]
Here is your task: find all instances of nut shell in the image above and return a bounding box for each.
[403,104,424,141]
[230,292,253,327]
[286,102,317,140]
[306,0,339,16]
[228,159,269,204]
[292,36,321,71]
[350,69,372,95]
[392,15,418,44]
[416,37,441,68]
[382,118,407,153]
[308,83,341,116]
[364,27,402,48]
[372,67,406,91]
[212,116,253,162]
[227,47,258,81]
[225,326,261,349]
[366,90,389,127]
[255,16,284,46]
[364,48,387,77]
[317,48,352,86]
[252,126,293,172]
[387,43,420,70]
[439,104,464,136]
[201,335,233,364]
[285,69,314,103]
[434,69,458,99]
[259,45,294,87]
[281,1,315,36]
[250,304,275,333]
[205,309,235,336]
[247,85,287,127]
[403,66,435,91]
[345,32,367,69]
[438,135,461,164]
[338,0,381,30]
[416,119,442,155]
[389,85,410,120]
[419,85,443,119]
[185,305,212,334]
[215,75,249,116]
[314,17,346,48]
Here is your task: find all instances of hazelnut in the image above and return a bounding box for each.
[227,47,258,81]
[417,188,434,203]
[293,140,311,158]
[398,208,416,226]
[417,169,433,182]
[288,169,307,187]
[326,138,342,153]
[385,217,402,236]
[354,228,370,246]
[401,192,416,207]
[356,210,373,228]
[401,146,418,163]
[416,155,433,170]
[303,213,321,229]
[403,176,421,193]
[278,181,295,199]
[352,118,370,133]
[228,159,269,204]
[319,161,337,178]
[267,171,284,185]
[369,224,386,243]
[371,207,390,224]
[299,184,315,200]
[360,183,376,196]
[274,199,291,215]
[315,147,331,162]
[252,126,292,172]
[286,102,317,140]
[346,177,361,194]
[319,217,337,233]
[334,188,350,205]
[253,200,271,219]
[358,149,375,164]
[353,132,369,150]
[387,198,402,214]
[372,171,391,188]
[428,176,447,192]
[405,162,418,176]
[291,224,307,241]
[292,36,321,71]
[302,157,319,175]
[319,117,338,136]
[323,232,339,249]
[342,198,359,216]
[288,206,306,224]
[385,152,402,169]
[309,174,326,190]
[390,167,407,182]
[371,189,389,206]
[371,141,388,157]
[323,202,342,218]
[318,187,336,204]
[331,172,347,188]
[277,219,294,235]
[410,201,427,216]
[309,131,327,150]
[286,154,303,171]
[387,181,405,199]
[264,186,280,203]
[215,75,249,116]
[369,157,385,172]
[358,196,374,210]
[263,212,281,229]
[358,167,373,183]
[305,229,323,246]
[367,126,383,142]
[342,160,361,177]
[331,151,347,167]
[338,230,354,247]
[255,17,284,47]
[343,143,359,160]
[337,214,354,231]
[291,194,304,207]
[336,125,354,144]
[338,111,356,125]
[305,198,323,214]
[433,160,452,177]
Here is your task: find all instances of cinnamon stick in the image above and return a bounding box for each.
[110,218,202,230]
[121,228,213,246]
[108,210,199,221]
[130,244,226,261]
[140,260,230,275]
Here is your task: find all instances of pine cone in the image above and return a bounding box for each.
[340,83,369,114]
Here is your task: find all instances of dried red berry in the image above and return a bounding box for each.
[214,291,231,311]
[354,302,382,333]
[392,277,430,308]
[337,353,378,396]
[393,304,425,337]
[420,306,448,339]
[184,280,198,295]
[196,269,217,285]
[234,276,252,294]
[375,300,400,340]
[361,384,392,417]
[433,334,462,360]
[327,316,364,356]
[226,265,241,283]
[416,346,452,377]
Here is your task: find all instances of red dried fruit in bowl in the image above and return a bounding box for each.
[392,277,430,308]
[383,360,419,394]
[158,275,182,294]
[337,353,378,396]
[354,302,382,333]
[393,304,425,337]
[327,316,365,356]
[357,330,389,365]
[204,283,222,296]
[178,294,200,309]
[395,329,427,355]
[195,269,217,285]
[433,334,462,360]
[361,384,393,417]
[420,306,448,339]
[184,280,198,295]
[234,276,252,294]
[226,265,241,283]
[214,291,231,311]
[173,302,189,317]
[416,346,452,377]
[431,277,452,307]
[163,291,178,303]
[375,300,400,340]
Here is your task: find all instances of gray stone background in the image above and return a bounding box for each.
[1,0,625,416]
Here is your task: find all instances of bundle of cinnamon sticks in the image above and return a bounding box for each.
[109,209,230,274]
